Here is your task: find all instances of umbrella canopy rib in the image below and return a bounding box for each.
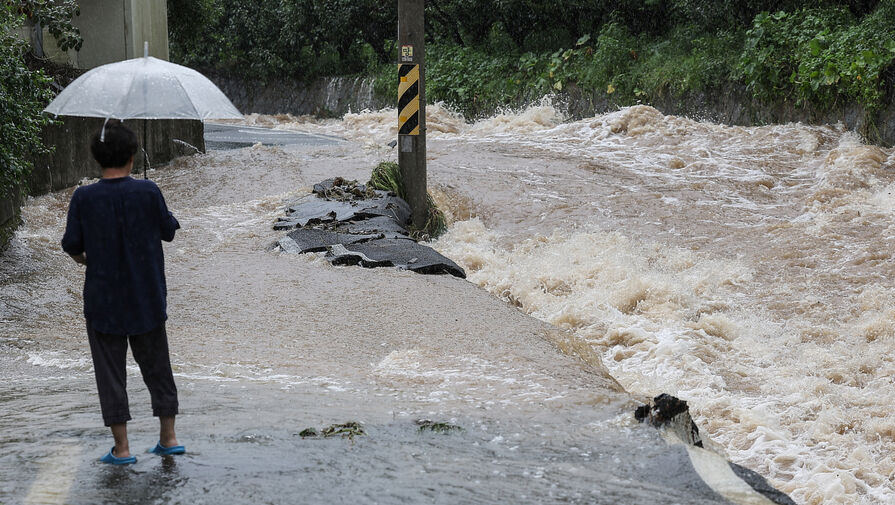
[113,60,143,120]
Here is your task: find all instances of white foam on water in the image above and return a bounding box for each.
[26,352,92,371]
[435,216,895,505]
[399,103,895,505]
[6,102,895,505]
[373,349,569,406]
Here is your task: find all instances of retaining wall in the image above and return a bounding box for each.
[213,74,895,146]
[0,117,204,250]
[563,83,895,147]
[209,74,389,117]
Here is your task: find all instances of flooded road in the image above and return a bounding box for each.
[262,104,894,505]
[2,103,891,504]
[1,126,741,504]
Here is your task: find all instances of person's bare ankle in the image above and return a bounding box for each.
[113,444,131,458]
[159,416,178,447]
[110,422,130,458]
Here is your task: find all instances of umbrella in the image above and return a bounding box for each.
[44,56,242,121]
[44,44,242,176]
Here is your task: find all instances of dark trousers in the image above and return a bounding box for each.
[86,322,179,426]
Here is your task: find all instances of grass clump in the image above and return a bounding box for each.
[298,428,318,438]
[416,419,464,434]
[368,161,447,240]
[299,422,366,439]
[322,422,365,439]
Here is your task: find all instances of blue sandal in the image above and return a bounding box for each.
[149,441,186,455]
[100,448,137,465]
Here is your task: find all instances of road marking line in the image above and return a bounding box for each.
[685,444,778,505]
[24,442,81,505]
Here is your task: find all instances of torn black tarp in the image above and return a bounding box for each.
[275,178,465,278]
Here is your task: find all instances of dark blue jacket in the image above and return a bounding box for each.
[61,176,179,335]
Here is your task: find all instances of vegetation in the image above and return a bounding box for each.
[416,419,463,433]
[0,2,81,198]
[368,161,447,240]
[298,422,366,439]
[169,0,895,119]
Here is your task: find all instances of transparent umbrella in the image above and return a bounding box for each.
[44,53,242,121]
[44,45,242,177]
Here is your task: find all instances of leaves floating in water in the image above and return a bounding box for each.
[298,422,365,439]
[298,428,318,438]
[321,422,366,439]
[416,419,464,434]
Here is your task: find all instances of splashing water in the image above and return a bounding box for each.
[4,101,894,504]
[254,103,895,505]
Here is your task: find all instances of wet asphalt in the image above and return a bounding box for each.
[0,124,788,505]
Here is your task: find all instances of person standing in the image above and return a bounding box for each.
[61,120,185,465]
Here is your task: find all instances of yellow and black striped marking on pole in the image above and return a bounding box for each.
[398,64,420,135]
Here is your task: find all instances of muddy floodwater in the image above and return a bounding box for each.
[2,103,894,505]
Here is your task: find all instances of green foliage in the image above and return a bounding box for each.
[369,161,404,199]
[169,0,393,80]
[11,0,82,51]
[171,0,895,118]
[411,23,740,116]
[626,27,743,99]
[738,4,895,110]
[427,44,535,118]
[0,4,55,198]
[368,161,446,240]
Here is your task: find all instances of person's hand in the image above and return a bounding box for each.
[70,253,87,265]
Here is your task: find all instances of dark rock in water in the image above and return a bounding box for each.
[352,196,411,224]
[636,393,703,448]
[284,193,411,228]
[416,419,464,434]
[275,178,466,278]
[273,217,303,231]
[286,196,362,227]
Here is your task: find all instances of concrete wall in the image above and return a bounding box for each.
[123,0,169,61]
[0,191,23,253]
[1,118,204,250]
[210,75,388,117]
[28,117,206,196]
[31,0,169,69]
[562,83,895,148]
[72,0,128,68]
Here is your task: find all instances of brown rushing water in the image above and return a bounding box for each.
[255,103,895,505]
[6,124,692,505]
[2,103,893,504]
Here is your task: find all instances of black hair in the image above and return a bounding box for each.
[90,119,138,168]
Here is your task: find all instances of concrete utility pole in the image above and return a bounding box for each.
[397,0,427,229]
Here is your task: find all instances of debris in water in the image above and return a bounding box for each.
[321,422,366,439]
[275,177,465,278]
[313,177,379,202]
[298,422,366,439]
[635,393,703,447]
[298,428,318,438]
[416,419,464,434]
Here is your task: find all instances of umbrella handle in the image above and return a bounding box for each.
[100,117,110,142]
